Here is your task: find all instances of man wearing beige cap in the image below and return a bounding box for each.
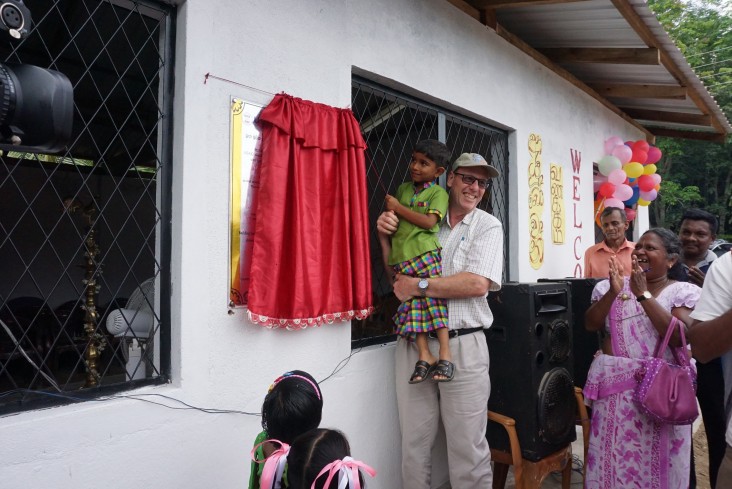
[377,152,504,489]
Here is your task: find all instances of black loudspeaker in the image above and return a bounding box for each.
[539,277,602,389]
[486,282,576,462]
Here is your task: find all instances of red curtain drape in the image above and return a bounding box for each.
[247,93,373,328]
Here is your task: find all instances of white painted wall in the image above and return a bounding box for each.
[0,1,647,488]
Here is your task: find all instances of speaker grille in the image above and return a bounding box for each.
[537,367,575,444]
[548,319,570,364]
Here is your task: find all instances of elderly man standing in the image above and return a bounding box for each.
[679,208,724,488]
[583,206,634,278]
[377,152,503,489]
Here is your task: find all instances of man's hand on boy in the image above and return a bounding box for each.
[376,210,399,235]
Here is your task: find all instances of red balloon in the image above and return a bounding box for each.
[631,148,648,164]
[633,140,650,153]
[598,182,616,198]
[625,208,637,222]
[637,174,655,192]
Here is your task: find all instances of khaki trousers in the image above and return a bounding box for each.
[395,332,492,489]
[717,445,732,488]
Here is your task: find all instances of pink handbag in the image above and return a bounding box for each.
[633,316,699,425]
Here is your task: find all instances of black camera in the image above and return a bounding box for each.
[0,1,73,153]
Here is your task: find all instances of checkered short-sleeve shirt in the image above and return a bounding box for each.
[438,208,503,330]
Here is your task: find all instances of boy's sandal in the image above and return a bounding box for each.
[408,360,434,384]
[430,360,455,382]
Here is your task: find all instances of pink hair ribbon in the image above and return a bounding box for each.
[269,373,321,400]
[251,439,290,489]
[310,456,376,489]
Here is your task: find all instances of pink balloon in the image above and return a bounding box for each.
[625,208,637,222]
[608,168,627,185]
[613,184,633,201]
[604,136,624,155]
[646,146,662,165]
[593,174,607,193]
[639,189,657,201]
[604,198,624,209]
[612,144,633,164]
[650,173,662,185]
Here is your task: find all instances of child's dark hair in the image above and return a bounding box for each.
[261,370,323,443]
[287,429,365,489]
[414,139,452,169]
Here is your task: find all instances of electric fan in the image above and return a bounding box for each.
[105,278,156,380]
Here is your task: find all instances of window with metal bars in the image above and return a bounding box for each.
[351,77,510,346]
[0,0,174,412]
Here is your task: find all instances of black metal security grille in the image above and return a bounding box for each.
[351,77,509,344]
[0,0,174,412]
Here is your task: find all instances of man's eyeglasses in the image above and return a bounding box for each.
[453,172,490,189]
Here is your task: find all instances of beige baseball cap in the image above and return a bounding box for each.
[452,153,500,178]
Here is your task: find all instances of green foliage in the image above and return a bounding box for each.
[654,180,703,228]
[647,0,732,232]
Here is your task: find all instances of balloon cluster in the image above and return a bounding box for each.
[593,136,663,224]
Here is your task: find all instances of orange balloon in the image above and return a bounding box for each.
[594,196,605,228]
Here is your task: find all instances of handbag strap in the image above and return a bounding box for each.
[653,316,690,366]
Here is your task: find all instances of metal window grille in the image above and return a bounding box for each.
[0,0,174,412]
[351,77,509,345]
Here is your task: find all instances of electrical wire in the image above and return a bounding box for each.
[686,45,732,58]
[0,389,260,419]
[0,341,372,419]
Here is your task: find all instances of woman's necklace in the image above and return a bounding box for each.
[619,276,671,301]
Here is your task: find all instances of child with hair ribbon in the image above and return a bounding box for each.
[249,370,323,489]
[287,428,375,489]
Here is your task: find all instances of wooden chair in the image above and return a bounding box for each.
[488,387,590,489]
[574,387,590,481]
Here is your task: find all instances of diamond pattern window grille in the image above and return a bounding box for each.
[351,77,510,345]
[0,0,174,413]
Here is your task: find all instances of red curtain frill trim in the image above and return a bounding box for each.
[247,307,374,330]
[246,93,373,328]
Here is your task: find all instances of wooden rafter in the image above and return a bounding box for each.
[609,0,726,134]
[538,48,660,65]
[447,0,482,20]
[443,0,727,140]
[648,127,727,143]
[622,108,712,126]
[588,83,687,100]
[468,0,587,9]
[494,25,654,138]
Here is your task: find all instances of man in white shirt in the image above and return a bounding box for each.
[689,251,732,488]
[678,208,723,488]
[377,152,504,489]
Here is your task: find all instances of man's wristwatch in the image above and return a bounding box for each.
[636,290,652,302]
[417,278,429,297]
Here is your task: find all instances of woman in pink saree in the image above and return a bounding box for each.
[583,228,700,488]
